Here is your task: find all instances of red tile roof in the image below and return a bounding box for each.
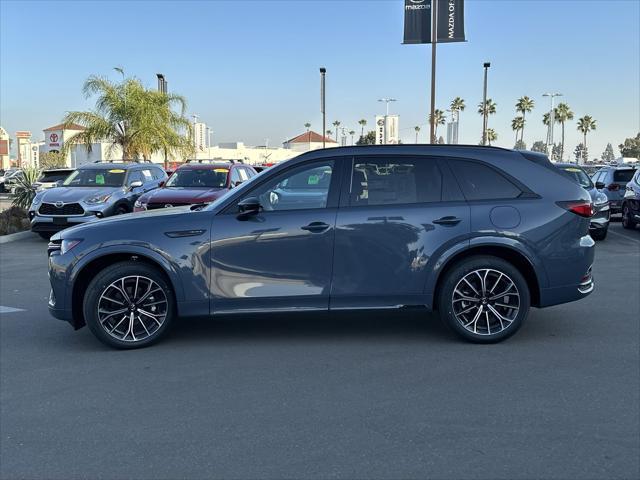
[44,123,85,131]
[286,131,337,144]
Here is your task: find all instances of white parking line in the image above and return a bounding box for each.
[608,228,640,245]
[0,306,25,314]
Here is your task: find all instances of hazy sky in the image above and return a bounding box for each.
[1,0,639,158]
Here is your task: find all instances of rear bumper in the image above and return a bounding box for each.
[538,268,594,307]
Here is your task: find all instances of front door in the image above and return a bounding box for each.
[331,155,470,309]
[210,159,341,313]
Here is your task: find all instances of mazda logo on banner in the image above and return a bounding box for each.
[403,0,465,44]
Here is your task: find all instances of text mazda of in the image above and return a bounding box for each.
[48,145,595,348]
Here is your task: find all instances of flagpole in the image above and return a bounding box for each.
[429,0,438,144]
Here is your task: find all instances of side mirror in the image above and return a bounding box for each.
[237,197,261,217]
[158,180,165,187]
[129,180,143,190]
[55,180,64,187]
[595,181,605,189]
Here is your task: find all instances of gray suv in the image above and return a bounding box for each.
[47,145,595,349]
[29,162,166,239]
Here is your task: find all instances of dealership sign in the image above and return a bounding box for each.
[403,0,465,44]
[49,131,61,147]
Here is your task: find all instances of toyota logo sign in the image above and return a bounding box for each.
[49,133,58,143]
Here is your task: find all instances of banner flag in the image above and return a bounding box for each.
[403,0,432,44]
[403,0,465,44]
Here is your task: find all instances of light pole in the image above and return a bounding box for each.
[542,92,562,154]
[378,98,397,144]
[481,62,491,146]
[320,67,326,149]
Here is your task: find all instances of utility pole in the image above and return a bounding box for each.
[320,67,326,149]
[543,92,562,155]
[481,62,491,146]
[429,0,438,144]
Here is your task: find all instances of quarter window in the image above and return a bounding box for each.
[449,160,522,200]
[350,157,442,206]
[243,161,334,211]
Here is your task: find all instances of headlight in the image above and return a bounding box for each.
[594,193,608,206]
[61,239,82,255]
[134,199,147,209]
[31,196,43,207]
[85,194,112,205]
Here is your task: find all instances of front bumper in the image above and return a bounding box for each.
[47,249,77,327]
[29,203,117,232]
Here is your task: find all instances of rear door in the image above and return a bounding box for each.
[330,155,470,309]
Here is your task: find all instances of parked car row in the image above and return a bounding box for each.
[28,160,256,239]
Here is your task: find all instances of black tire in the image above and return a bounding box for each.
[114,205,129,215]
[83,261,175,349]
[437,255,530,343]
[38,232,53,240]
[590,228,608,241]
[622,204,637,230]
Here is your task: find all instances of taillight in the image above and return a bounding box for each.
[557,201,594,218]
[607,183,620,191]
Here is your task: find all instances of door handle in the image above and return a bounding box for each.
[301,221,330,233]
[433,216,461,226]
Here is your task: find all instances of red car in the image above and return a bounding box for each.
[134,162,257,211]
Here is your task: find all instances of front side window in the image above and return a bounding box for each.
[244,161,334,211]
[449,160,522,200]
[165,168,228,188]
[63,168,126,187]
[350,157,442,206]
[613,169,636,183]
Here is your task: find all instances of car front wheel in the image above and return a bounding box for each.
[622,204,637,229]
[437,256,530,343]
[83,262,175,349]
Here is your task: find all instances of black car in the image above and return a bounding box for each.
[48,145,595,349]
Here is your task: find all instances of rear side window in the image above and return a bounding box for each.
[613,169,636,183]
[350,157,442,206]
[449,160,521,200]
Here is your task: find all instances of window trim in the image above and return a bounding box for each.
[219,158,342,215]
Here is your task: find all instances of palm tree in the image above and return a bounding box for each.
[429,109,446,140]
[554,103,574,160]
[486,128,498,146]
[450,97,465,125]
[304,122,311,132]
[414,126,421,143]
[332,121,341,142]
[358,119,367,139]
[62,70,193,162]
[348,130,356,145]
[511,116,525,145]
[515,96,535,142]
[326,129,333,138]
[478,99,497,143]
[577,115,597,152]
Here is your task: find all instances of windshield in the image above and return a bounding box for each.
[165,168,228,188]
[613,169,636,183]
[63,168,126,187]
[560,167,592,188]
[39,171,72,182]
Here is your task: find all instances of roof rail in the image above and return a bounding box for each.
[92,159,150,164]
[185,158,232,164]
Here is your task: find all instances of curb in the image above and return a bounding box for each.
[0,230,36,245]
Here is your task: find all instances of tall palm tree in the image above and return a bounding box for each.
[429,109,446,140]
[326,129,333,138]
[62,71,193,162]
[332,121,341,142]
[577,115,597,152]
[450,97,465,125]
[486,128,498,146]
[414,126,421,143]
[348,130,356,145]
[511,116,525,144]
[478,99,497,143]
[515,96,535,142]
[358,119,367,139]
[554,103,574,160]
[304,122,311,132]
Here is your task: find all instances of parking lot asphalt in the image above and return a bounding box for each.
[1,223,639,480]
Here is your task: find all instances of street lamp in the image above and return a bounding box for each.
[378,98,397,144]
[481,62,491,146]
[542,92,563,154]
[320,67,326,149]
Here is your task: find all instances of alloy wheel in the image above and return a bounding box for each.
[97,275,168,342]
[451,269,520,336]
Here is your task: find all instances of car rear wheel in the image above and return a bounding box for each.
[437,256,530,343]
[83,262,175,349]
[590,228,608,241]
[622,204,637,229]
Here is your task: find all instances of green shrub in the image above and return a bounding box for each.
[11,166,41,210]
[0,206,29,235]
